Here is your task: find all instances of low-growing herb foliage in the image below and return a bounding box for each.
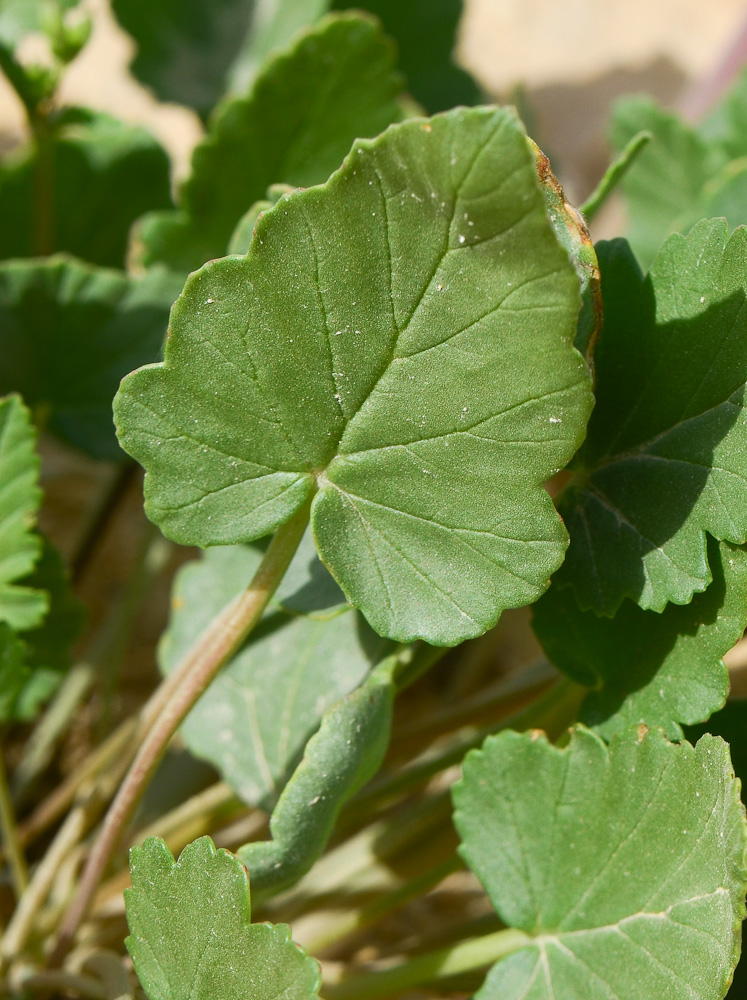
[1,4,747,1000]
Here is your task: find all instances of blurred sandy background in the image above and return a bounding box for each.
[1,0,746,210]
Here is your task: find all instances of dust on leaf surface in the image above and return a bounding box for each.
[114,106,593,646]
[125,836,321,1000]
[0,396,46,630]
[557,222,747,616]
[453,726,747,1000]
[533,537,747,739]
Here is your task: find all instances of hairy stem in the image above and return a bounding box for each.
[50,501,311,963]
[325,927,531,999]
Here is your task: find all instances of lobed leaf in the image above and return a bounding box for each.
[136,14,406,275]
[115,106,593,645]
[0,395,46,630]
[0,108,172,268]
[0,256,182,459]
[125,836,321,1000]
[533,536,747,739]
[159,541,390,807]
[453,726,747,1000]
[557,224,747,615]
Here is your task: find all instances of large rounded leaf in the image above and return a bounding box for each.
[453,727,747,1000]
[114,107,593,645]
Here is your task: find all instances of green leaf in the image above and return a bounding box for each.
[700,71,747,159]
[609,97,720,270]
[115,106,593,645]
[0,623,29,723]
[110,0,255,118]
[557,224,747,616]
[12,537,84,721]
[227,185,291,257]
[125,836,321,1000]
[0,107,172,268]
[610,74,747,269]
[273,525,347,615]
[330,0,479,113]
[227,0,330,96]
[159,543,391,807]
[0,256,182,459]
[136,14,406,275]
[533,536,747,739]
[0,396,46,630]
[238,652,398,898]
[686,700,747,1000]
[453,726,747,1000]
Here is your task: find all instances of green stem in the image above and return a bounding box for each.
[0,745,28,900]
[580,130,651,222]
[31,110,55,257]
[325,927,531,1000]
[49,501,312,964]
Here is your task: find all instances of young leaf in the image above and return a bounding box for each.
[557,224,747,615]
[125,836,321,1000]
[136,14,406,275]
[0,108,172,267]
[159,543,391,807]
[453,726,747,1000]
[0,256,182,459]
[533,537,747,739]
[238,653,398,898]
[114,106,593,645]
[0,396,46,630]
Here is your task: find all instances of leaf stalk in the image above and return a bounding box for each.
[49,500,312,964]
